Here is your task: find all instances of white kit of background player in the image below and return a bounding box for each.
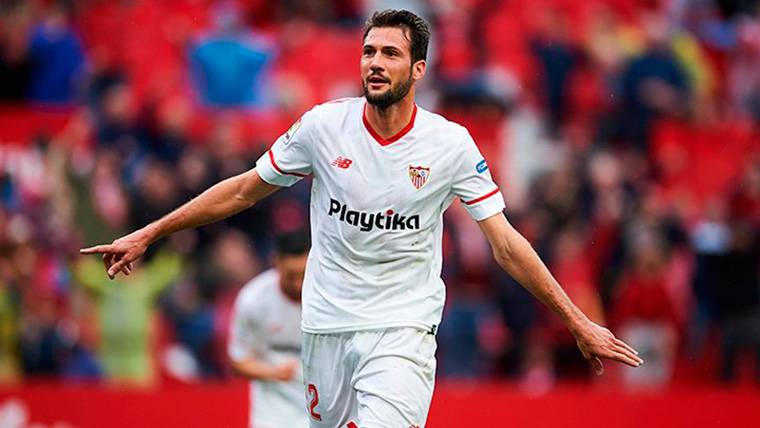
[229,269,307,428]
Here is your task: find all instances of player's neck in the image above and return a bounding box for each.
[364,91,416,139]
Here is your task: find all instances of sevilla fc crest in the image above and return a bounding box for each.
[408,165,430,190]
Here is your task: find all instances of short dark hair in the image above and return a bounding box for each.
[362,9,431,64]
[274,229,310,256]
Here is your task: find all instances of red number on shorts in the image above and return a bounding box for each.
[308,383,322,421]
[346,422,358,428]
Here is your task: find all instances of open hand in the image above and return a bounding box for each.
[79,229,152,279]
[572,320,643,375]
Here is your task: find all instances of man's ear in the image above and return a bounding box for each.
[412,60,426,81]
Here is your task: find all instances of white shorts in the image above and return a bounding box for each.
[302,328,437,428]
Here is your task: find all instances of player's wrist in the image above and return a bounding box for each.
[566,313,591,337]
[140,223,163,245]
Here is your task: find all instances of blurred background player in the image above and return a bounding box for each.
[228,230,310,428]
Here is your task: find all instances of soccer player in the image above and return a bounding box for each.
[228,230,310,428]
[81,9,643,428]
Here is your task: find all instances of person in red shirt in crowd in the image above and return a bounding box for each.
[611,231,679,387]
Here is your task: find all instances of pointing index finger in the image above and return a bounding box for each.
[80,245,114,255]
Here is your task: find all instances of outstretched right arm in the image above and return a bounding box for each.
[80,169,279,279]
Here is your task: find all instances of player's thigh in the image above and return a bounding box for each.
[302,332,358,428]
[353,329,437,428]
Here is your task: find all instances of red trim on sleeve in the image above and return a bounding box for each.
[268,150,307,177]
[463,188,500,205]
[362,103,417,146]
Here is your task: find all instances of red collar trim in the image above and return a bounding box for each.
[362,103,418,146]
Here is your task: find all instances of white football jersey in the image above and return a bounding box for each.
[255,97,505,334]
[228,269,308,428]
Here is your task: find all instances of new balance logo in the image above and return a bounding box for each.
[328,198,420,232]
[331,156,353,169]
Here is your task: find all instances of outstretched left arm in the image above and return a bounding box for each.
[477,213,643,375]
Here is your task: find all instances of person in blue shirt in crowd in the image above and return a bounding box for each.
[189,2,276,108]
[27,0,86,105]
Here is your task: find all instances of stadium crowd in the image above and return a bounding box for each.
[0,0,759,389]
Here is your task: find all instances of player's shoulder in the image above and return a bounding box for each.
[235,269,279,309]
[294,97,363,138]
[415,106,472,146]
[307,97,364,120]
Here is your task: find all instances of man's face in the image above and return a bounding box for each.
[274,253,308,301]
[361,27,423,109]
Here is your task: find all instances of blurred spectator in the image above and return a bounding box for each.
[731,160,760,227]
[90,78,143,172]
[69,148,127,249]
[189,1,276,108]
[0,1,32,101]
[692,200,732,320]
[141,96,193,164]
[728,18,760,124]
[17,245,98,379]
[490,262,536,380]
[129,159,182,238]
[529,153,584,244]
[202,229,261,294]
[581,5,638,147]
[18,293,70,377]
[162,275,220,380]
[716,221,760,383]
[531,9,580,136]
[27,1,86,105]
[0,281,19,384]
[74,249,182,385]
[176,148,217,201]
[693,194,760,382]
[611,232,679,388]
[583,150,632,304]
[437,291,494,378]
[620,12,690,149]
[88,149,129,231]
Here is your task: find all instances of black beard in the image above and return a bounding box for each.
[363,71,413,110]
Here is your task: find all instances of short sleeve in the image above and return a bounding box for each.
[227,290,266,362]
[451,129,506,221]
[255,110,315,187]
